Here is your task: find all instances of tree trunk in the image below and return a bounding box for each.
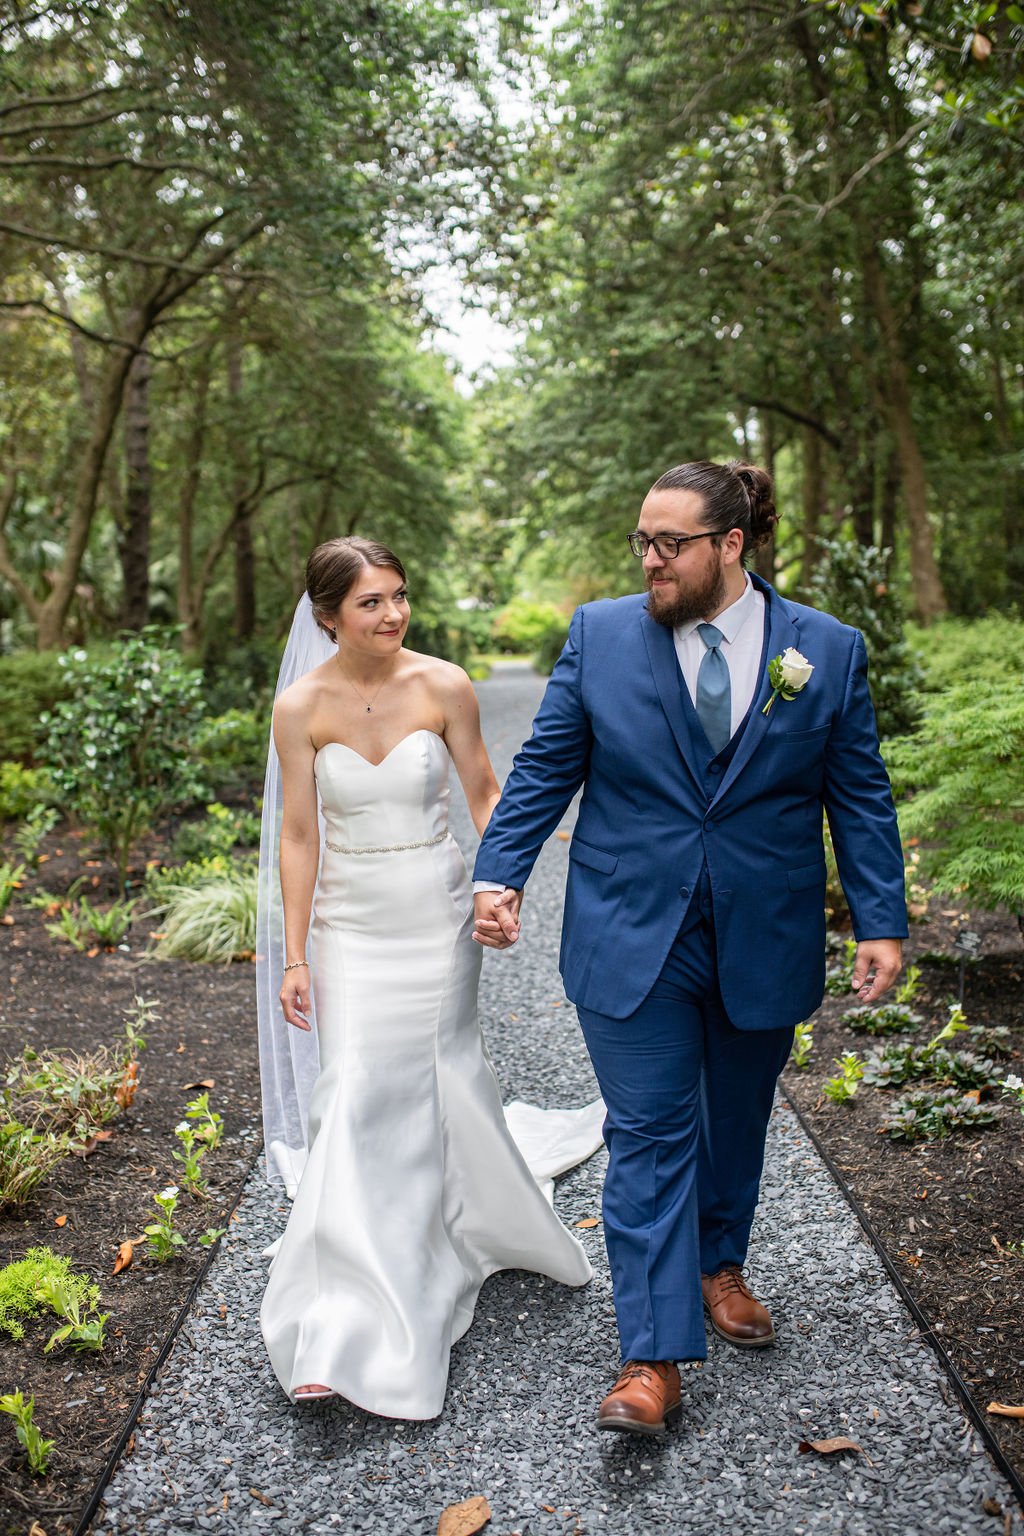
[797,425,825,596]
[991,349,1024,603]
[860,244,947,621]
[226,334,256,639]
[119,340,152,630]
[753,408,776,581]
[177,355,213,653]
[878,443,900,567]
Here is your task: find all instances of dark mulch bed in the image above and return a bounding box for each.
[2,821,1022,1530]
[0,828,262,1536]
[782,904,1024,1495]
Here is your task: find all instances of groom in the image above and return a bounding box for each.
[472,459,907,1435]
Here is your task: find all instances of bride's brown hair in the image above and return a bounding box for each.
[305,536,408,640]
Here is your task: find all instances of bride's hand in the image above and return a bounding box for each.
[280,965,313,1031]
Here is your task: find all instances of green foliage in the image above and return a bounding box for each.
[0,1248,93,1342]
[790,1021,814,1069]
[0,1123,70,1212]
[36,1272,109,1354]
[13,806,60,868]
[881,1087,998,1142]
[172,1122,210,1199]
[0,761,59,822]
[193,710,271,798]
[0,652,71,763]
[887,676,1024,913]
[808,540,923,739]
[842,1003,922,1035]
[171,802,262,864]
[0,1389,54,1476]
[198,639,282,718]
[907,614,1024,691]
[824,937,859,995]
[144,1186,186,1262]
[0,860,27,918]
[1002,1073,1024,1115]
[144,853,242,902]
[533,621,572,677]
[863,1042,1002,1092]
[491,599,567,655]
[39,634,208,884]
[149,864,258,963]
[45,895,136,951]
[184,1091,224,1151]
[822,1052,864,1104]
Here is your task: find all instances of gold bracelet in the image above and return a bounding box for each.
[283,959,309,972]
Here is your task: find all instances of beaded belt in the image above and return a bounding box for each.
[324,829,449,856]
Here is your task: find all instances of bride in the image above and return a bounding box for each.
[257,536,601,1415]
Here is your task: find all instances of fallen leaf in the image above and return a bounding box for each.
[176,1041,186,1053]
[250,1489,274,1507]
[983,1497,1003,1516]
[798,1436,870,1462]
[74,1129,113,1156]
[987,1402,1024,1419]
[184,1079,215,1090]
[436,1497,492,1536]
[219,1304,228,1320]
[541,1507,556,1515]
[28,1523,47,1536]
[36,854,50,865]
[556,830,570,841]
[1,916,14,926]
[574,1217,600,1229]
[86,946,100,958]
[113,1241,134,1275]
[116,1061,139,1110]
[85,859,103,867]
[54,1214,68,1227]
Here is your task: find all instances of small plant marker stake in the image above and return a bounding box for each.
[952,929,981,1008]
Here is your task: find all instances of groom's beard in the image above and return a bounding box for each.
[645,555,727,628]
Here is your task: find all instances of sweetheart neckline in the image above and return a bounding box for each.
[313,729,444,770]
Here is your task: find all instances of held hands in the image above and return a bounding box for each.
[472,888,522,949]
[850,938,903,1006]
[280,963,313,1031]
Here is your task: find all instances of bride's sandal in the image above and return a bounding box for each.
[294,1383,336,1402]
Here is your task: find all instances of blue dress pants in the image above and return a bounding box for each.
[576,911,794,1363]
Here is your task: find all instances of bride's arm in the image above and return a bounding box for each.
[439,666,501,839]
[274,692,320,1032]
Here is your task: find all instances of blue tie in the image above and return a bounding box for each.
[696,623,731,755]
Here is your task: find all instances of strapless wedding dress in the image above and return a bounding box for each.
[259,729,601,1418]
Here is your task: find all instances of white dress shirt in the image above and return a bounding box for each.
[674,573,764,738]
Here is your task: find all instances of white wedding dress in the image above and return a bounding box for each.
[260,729,602,1418]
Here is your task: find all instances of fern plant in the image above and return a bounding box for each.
[886,677,1024,923]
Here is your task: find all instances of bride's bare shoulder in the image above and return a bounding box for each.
[274,659,336,720]
[401,649,472,697]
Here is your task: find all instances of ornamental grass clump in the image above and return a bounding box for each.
[148,862,258,963]
[0,1123,70,1212]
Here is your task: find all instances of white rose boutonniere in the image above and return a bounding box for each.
[762,647,814,716]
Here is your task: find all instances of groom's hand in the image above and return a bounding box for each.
[472,888,522,949]
[851,938,903,1006]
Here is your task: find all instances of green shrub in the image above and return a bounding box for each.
[886,676,1024,917]
[39,631,208,885]
[0,761,59,822]
[0,651,72,763]
[194,710,269,797]
[908,613,1024,693]
[197,635,282,716]
[492,598,567,655]
[0,1124,70,1212]
[45,895,136,951]
[533,621,572,676]
[171,801,261,863]
[149,862,258,963]
[0,1248,102,1345]
[144,852,250,902]
[404,609,473,668]
[808,539,923,740]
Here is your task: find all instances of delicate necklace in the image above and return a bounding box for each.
[336,655,395,713]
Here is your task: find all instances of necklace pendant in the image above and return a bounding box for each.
[366,705,372,712]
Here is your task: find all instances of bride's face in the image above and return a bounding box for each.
[331,564,409,656]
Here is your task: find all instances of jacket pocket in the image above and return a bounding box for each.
[788,861,827,891]
[569,837,619,876]
[779,724,831,743]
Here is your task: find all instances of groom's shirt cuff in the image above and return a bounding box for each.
[473,881,507,894]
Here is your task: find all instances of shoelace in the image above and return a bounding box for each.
[710,1266,753,1299]
[613,1361,668,1390]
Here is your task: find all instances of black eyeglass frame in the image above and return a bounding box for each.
[627,531,720,559]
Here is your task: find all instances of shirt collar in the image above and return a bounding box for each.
[675,572,757,646]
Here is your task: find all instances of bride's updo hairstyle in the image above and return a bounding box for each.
[649,460,779,562]
[305,536,407,641]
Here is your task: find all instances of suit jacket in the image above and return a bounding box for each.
[473,574,908,1030]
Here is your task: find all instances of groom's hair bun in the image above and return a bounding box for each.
[305,536,407,638]
[649,459,778,559]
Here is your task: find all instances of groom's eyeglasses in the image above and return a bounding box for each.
[627,531,719,559]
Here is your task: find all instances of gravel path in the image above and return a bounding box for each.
[95,663,1021,1536]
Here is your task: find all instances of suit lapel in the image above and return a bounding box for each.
[639,608,705,795]
[712,576,799,805]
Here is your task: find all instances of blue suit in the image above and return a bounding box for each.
[475,576,907,1361]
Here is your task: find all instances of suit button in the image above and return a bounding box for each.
[709,763,723,774]
[679,887,690,899]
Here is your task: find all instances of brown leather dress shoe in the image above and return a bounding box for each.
[701,1265,775,1346]
[596,1360,682,1435]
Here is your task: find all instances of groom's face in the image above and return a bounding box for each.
[638,489,727,627]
